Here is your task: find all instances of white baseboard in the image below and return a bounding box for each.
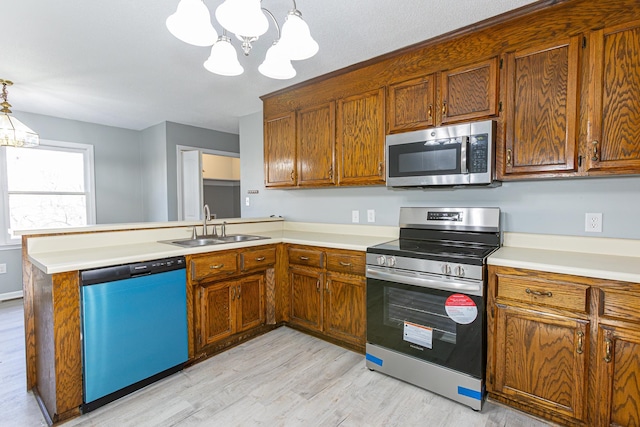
[0,291,23,302]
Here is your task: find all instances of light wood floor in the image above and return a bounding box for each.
[0,299,555,427]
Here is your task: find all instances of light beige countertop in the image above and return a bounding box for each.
[488,232,640,283]
[26,219,397,274]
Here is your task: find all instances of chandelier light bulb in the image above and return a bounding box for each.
[258,42,296,80]
[204,36,245,76]
[166,0,218,46]
[216,0,269,38]
[279,10,318,61]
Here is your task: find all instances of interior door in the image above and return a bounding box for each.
[180,150,202,221]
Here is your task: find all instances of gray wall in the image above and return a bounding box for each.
[239,111,640,240]
[204,182,241,219]
[165,122,240,221]
[140,122,169,222]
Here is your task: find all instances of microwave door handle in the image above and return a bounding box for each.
[460,136,469,174]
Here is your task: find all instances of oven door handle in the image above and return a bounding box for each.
[366,266,483,297]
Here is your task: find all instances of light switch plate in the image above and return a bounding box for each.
[245,197,250,207]
[367,209,375,223]
[0,263,6,274]
[352,210,360,223]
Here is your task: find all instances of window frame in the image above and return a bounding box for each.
[0,139,96,246]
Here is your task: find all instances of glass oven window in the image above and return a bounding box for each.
[384,287,457,344]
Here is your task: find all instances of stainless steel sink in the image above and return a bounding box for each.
[160,234,269,248]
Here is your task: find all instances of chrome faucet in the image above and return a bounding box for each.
[221,221,227,237]
[202,204,211,236]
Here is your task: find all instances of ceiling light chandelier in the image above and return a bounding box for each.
[0,79,39,148]
[166,0,318,79]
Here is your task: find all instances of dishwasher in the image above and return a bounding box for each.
[80,256,188,412]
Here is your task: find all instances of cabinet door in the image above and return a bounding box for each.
[492,304,588,422]
[297,102,336,187]
[587,21,640,174]
[198,281,235,349]
[441,57,499,124]
[501,36,580,178]
[596,325,640,427]
[289,266,323,332]
[324,272,366,346]
[264,112,296,187]
[236,274,265,332]
[387,74,436,133]
[336,88,386,186]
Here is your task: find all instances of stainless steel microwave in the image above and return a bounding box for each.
[386,120,497,187]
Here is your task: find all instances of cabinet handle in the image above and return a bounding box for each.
[210,264,224,270]
[326,280,330,292]
[231,286,236,301]
[378,162,383,176]
[299,256,309,261]
[576,331,584,354]
[255,256,266,262]
[525,288,552,297]
[428,104,433,120]
[591,140,599,161]
[604,337,612,363]
[236,285,241,300]
[290,170,295,181]
[316,280,320,292]
[506,149,512,166]
[339,261,352,266]
[442,101,447,118]
[329,166,333,180]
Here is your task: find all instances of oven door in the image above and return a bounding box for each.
[366,276,485,379]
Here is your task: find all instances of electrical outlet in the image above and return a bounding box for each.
[585,213,602,233]
[352,210,360,223]
[0,263,6,274]
[367,209,375,223]
[245,197,250,207]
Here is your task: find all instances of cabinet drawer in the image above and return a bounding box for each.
[288,247,324,268]
[240,247,276,272]
[602,288,640,323]
[326,251,365,276]
[496,275,589,313]
[190,252,237,281]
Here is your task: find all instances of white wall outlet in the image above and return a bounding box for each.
[585,213,602,233]
[367,209,375,223]
[352,210,360,223]
[0,263,6,274]
[245,197,250,207]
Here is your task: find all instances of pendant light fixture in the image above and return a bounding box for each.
[0,80,39,148]
[166,0,317,79]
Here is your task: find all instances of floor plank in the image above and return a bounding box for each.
[0,299,557,426]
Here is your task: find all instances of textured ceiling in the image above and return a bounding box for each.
[2,0,538,134]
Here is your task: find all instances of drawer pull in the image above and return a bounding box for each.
[236,285,241,299]
[604,337,612,363]
[525,288,552,297]
[255,256,266,261]
[210,264,224,270]
[299,256,310,261]
[576,331,584,354]
[231,286,236,301]
[339,261,352,267]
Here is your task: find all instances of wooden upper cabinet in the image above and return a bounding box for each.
[264,112,296,187]
[336,88,386,185]
[387,74,436,133]
[501,36,581,179]
[386,58,498,133]
[296,102,336,187]
[440,57,499,124]
[587,20,640,174]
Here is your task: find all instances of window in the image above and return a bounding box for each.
[0,140,96,245]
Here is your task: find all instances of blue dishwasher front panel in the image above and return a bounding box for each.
[81,268,188,404]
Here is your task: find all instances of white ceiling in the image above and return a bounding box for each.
[3,0,537,134]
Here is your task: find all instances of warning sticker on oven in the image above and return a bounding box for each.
[403,321,433,349]
[445,294,478,324]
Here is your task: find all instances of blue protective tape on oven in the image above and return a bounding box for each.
[458,386,482,400]
[365,353,383,366]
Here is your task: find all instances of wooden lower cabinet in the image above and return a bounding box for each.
[287,245,366,350]
[488,265,640,427]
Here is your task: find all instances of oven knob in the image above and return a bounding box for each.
[455,266,465,277]
[387,257,396,267]
[442,264,452,275]
[377,256,386,266]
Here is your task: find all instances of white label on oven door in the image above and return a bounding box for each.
[403,321,433,349]
[445,293,478,324]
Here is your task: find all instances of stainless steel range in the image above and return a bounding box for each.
[365,207,501,411]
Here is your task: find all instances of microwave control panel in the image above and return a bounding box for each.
[469,133,489,173]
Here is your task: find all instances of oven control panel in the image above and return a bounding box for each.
[367,253,482,281]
